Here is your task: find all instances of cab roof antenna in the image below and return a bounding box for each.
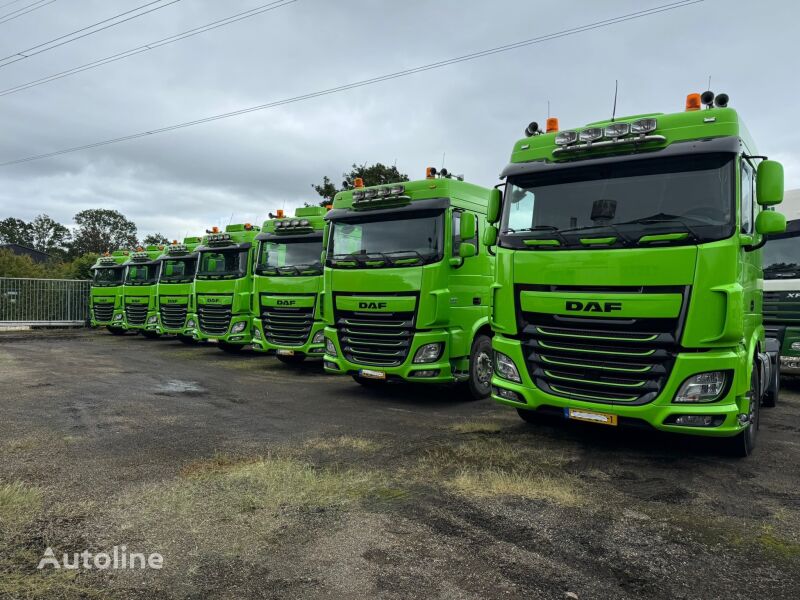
[611,80,618,122]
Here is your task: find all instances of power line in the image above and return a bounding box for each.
[0,0,28,10]
[0,0,298,97]
[0,0,57,26]
[0,0,705,168]
[0,0,181,69]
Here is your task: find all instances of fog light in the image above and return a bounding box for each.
[494,352,521,383]
[310,347,324,353]
[492,385,522,403]
[147,316,158,324]
[631,117,657,134]
[791,342,800,352]
[555,130,578,145]
[579,127,603,142]
[673,371,727,403]
[231,321,247,334]
[253,328,262,341]
[186,319,195,329]
[604,122,630,138]
[114,313,123,321]
[410,369,439,378]
[664,415,724,427]
[312,330,325,344]
[413,342,442,364]
[325,338,337,357]
[324,360,339,370]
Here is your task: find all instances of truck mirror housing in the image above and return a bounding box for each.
[483,225,498,247]
[459,212,476,241]
[320,250,327,264]
[322,222,329,247]
[165,264,174,276]
[459,242,476,259]
[487,189,502,224]
[755,210,786,236]
[756,160,784,206]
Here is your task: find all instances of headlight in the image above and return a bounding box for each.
[231,321,247,334]
[147,316,158,324]
[413,342,442,364]
[791,342,800,352]
[494,352,521,383]
[325,337,337,357]
[673,371,728,403]
[114,314,123,321]
[312,330,325,344]
[186,319,195,329]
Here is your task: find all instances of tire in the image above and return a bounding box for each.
[177,334,196,345]
[516,408,541,424]
[762,362,779,408]
[727,366,760,457]
[218,341,244,353]
[352,375,386,388]
[106,326,126,336]
[467,334,493,400]
[141,330,160,339]
[276,353,306,365]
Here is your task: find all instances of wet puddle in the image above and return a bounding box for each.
[154,379,206,396]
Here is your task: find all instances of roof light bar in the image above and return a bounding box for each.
[552,117,664,155]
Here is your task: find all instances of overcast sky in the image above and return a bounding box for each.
[0,0,798,240]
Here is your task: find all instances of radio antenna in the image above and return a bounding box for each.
[227,212,234,226]
[707,75,712,89]
[441,152,446,170]
[611,80,618,122]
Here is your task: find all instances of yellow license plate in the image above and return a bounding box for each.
[565,408,618,426]
[276,349,295,356]
[359,369,386,380]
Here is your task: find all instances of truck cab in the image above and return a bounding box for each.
[191,223,261,352]
[155,237,201,343]
[251,207,328,363]
[764,218,800,375]
[322,173,497,399]
[89,249,129,334]
[122,246,164,337]
[485,92,786,455]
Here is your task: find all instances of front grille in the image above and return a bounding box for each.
[335,308,415,367]
[764,291,800,325]
[262,304,314,346]
[198,304,231,335]
[93,303,114,322]
[125,304,148,326]
[518,288,683,405]
[160,303,188,330]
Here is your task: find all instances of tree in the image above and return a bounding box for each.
[29,214,71,257]
[142,233,169,246]
[59,253,99,280]
[311,163,409,206]
[70,209,138,256]
[0,248,46,277]
[0,217,33,247]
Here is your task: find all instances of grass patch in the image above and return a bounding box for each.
[449,421,504,434]
[0,482,41,528]
[305,436,380,452]
[449,467,581,506]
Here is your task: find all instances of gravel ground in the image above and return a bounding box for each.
[0,329,798,599]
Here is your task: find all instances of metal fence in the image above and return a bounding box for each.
[0,277,91,327]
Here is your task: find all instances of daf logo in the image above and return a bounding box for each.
[205,298,222,304]
[277,299,296,306]
[359,301,387,310]
[566,300,622,313]
[788,293,800,299]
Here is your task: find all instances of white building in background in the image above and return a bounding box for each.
[781,189,800,221]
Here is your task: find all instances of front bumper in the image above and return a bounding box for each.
[323,326,458,383]
[158,312,197,337]
[491,334,749,438]
[779,355,800,375]
[193,315,253,344]
[251,318,326,357]
[91,308,127,329]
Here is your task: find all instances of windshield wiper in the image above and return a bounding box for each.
[553,223,635,246]
[614,214,701,242]
[504,225,571,246]
[383,250,431,265]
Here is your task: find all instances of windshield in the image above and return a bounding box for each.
[763,234,800,279]
[92,267,124,286]
[124,263,159,285]
[502,153,735,249]
[256,238,322,276]
[327,211,444,268]
[196,248,249,279]
[159,257,197,283]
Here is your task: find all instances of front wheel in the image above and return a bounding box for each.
[106,326,126,336]
[177,334,196,345]
[466,334,493,400]
[276,353,306,365]
[727,366,760,457]
[218,341,245,353]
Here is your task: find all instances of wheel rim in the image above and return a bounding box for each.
[474,351,493,389]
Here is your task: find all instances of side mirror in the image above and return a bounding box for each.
[320,250,327,264]
[459,242,476,259]
[322,222,330,247]
[755,210,786,236]
[482,225,498,247]
[207,259,217,271]
[487,188,502,224]
[757,160,784,206]
[165,264,174,276]
[459,212,476,241]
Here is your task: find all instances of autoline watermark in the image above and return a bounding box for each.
[37,546,163,570]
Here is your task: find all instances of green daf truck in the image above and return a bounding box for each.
[89,249,130,334]
[122,245,164,338]
[484,91,785,456]
[251,207,328,363]
[322,172,497,399]
[155,237,201,343]
[764,218,800,376]
[192,223,261,351]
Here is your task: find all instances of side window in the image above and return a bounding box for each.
[741,160,754,234]
[452,210,479,257]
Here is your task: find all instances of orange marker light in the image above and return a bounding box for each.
[325,204,333,211]
[546,117,559,133]
[685,93,701,111]
[425,167,436,179]
[276,209,284,218]
[244,222,252,230]
[136,246,144,252]
[354,177,365,188]
[172,239,178,244]
[212,226,219,233]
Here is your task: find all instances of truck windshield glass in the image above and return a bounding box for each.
[159,257,197,283]
[124,263,159,285]
[196,248,248,279]
[763,234,800,279]
[92,267,124,286]
[502,153,735,248]
[256,238,322,275]
[328,211,444,268]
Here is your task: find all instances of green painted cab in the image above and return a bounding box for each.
[89,249,130,333]
[155,236,201,340]
[122,245,165,336]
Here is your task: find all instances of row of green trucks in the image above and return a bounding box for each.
[90,91,791,456]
